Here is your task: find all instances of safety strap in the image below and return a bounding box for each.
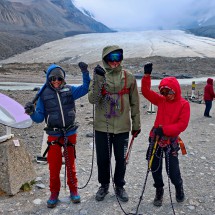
[150,127,186,155]
[102,71,130,96]
[42,139,75,158]
[102,71,130,117]
[44,123,78,133]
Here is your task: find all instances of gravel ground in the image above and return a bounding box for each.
[0,59,215,215]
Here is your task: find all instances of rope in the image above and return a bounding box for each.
[166,146,176,215]
[62,133,77,190]
[102,75,129,215]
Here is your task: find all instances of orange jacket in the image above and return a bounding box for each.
[141,76,190,137]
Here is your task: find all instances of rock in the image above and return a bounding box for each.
[86,132,93,137]
[0,138,36,195]
[33,199,42,205]
[187,205,195,210]
[79,209,88,215]
[35,183,45,189]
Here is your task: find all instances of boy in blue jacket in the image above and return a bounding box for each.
[25,62,90,208]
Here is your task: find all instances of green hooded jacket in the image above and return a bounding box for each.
[88,45,141,134]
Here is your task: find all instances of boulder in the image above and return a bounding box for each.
[0,138,36,195]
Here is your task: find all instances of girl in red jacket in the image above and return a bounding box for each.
[141,63,190,207]
[204,78,215,118]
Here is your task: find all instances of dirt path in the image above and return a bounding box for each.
[0,86,214,215]
[0,56,215,214]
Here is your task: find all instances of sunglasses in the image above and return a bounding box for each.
[160,88,175,96]
[105,52,123,62]
[49,76,64,82]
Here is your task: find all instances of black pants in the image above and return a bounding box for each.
[95,130,129,187]
[150,147,183,188]
[204,100,212,116]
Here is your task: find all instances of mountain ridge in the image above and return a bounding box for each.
[0,0,114,60]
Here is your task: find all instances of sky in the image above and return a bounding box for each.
[73,0,215,31]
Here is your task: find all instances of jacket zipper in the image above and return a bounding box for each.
[56,92,65,127]
[47,115,50,125]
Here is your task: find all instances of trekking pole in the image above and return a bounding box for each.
[125,130,139,164]
[132,136,159,215]
[148,136,159,169]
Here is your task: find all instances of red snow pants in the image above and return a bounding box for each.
[47,134,78,193]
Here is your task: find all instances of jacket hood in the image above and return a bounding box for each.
[207,78,213,85]
[102,45,123,73]
[46,64,66,81]
[158,77,181,101]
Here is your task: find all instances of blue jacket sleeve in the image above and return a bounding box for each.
[71,71,90,100]
[30,97,45,123]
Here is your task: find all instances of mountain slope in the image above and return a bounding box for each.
[188,25,215,39]
[0,0,114,60]
[187,14,215,39]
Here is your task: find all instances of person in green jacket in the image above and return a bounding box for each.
[88,45,141,202]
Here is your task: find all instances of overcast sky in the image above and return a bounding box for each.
[73,0,215,31]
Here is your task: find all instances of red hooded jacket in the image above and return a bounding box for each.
[141,76,190,137]
[204,78,215,101]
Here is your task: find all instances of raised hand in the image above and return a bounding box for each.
[144,62,153,74]
[24,102,35,115]
[78,62,88,72]
[94,65,106,76]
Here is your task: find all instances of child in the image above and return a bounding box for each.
[25,62,90,208]
[141,63,190,207]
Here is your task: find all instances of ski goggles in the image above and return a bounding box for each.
[49,76,64,82]
[160,87,175,96]
[105,51,123,62]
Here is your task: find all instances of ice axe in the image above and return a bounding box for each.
[125,130,140,164]
[32,70,48,162]
[31,70,47,104]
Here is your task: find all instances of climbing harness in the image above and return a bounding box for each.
[42,123,78,157]
[101,70,130,118]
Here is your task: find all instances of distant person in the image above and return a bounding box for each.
[141,63,190,207]
[88,45,141,202]
[24,62,90,208]
[203,78,215,118]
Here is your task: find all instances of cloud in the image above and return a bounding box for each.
[73,0,215,31]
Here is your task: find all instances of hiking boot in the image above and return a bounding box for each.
[47,192,59,208]
[95,184,109,201]
[175,185,185,202]
[204,115,212,118]
[153,187,164,207]
[115,187,129,202]
[70,190,81,204]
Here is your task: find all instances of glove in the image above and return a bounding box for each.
[131,129,141,138]
[154,127,164,140]
[144,62,153,74]
[24,102,35,115]
[78,62,88,72]
[94,65,106,76]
